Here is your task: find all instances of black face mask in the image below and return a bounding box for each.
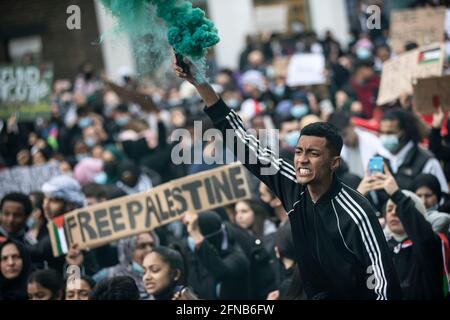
[104,161,117,176]
[84,71,93,81]
[203,227,225,252]
[121,172,138,187]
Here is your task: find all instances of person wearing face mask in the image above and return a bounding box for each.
[82,126,101,150]
[289,92,310,120]
[74,61,100,98]
[269,76,292,105]
[78,116,92,130]
[413,174,450,234]
[276,117,300,160]
[93,232,159,299]
[114,104,131,127]
[116,160,153,195]
[222,89,242,111]
[377,109,448,194]
[371,165,448,300]
[284,131,301,150]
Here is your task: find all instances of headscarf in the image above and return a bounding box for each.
[73,158,103,186]
[0,239,33,300]
[104,232,160,296]
[413,174,442,203]
[41,175,85,208]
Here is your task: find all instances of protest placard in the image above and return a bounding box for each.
[0,63,53,121]
[105,80,157,112]
[413,75,450,114]
[48,163,252,256]
[286,53,326,87]
[254,4,288,33]
[0,162,61,199]
[390,6,446,54]
[377,43,444,106]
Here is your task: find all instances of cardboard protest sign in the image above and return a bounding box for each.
[377,43,444,106]
[105,80,157,112]
[390,7,446,54]
[48,163,251,256]
[0,64,53,121]
[286,53,326,87]
[413,75,450,114]
[0,162,61,199]
[254,4,288,33]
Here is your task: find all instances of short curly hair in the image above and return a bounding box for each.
[300,122,343,156]
[1,192,33,216]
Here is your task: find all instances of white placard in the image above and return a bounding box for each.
[254,5,288,33]
[286,53,326,87]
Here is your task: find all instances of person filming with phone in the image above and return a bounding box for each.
[358,109,449,214]
[362,162,448,300]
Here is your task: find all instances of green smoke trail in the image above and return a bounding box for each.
[100,0,219,76]
[149,0,220,59]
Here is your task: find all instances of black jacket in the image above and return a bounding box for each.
[225,223,277,299]
[205,99,402,300]
[185,238,251,300]
[387,190,446,300]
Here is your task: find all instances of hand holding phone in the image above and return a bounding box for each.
[368,157,384,175]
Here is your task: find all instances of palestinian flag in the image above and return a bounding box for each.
[418,47,441,65]
[49,216,69,256]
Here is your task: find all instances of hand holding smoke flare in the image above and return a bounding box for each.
[101,0,220,81]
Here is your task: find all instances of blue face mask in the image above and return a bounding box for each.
[273,85,285,97]
[380,134,400,153]
[94,171,107,185]
[427,204,439,213]
[79,117,92,129]
[132,262,144,274]
[225,98,240,110]
[75,153,89,161]
[356,47,372,60]
[285,131,300,148]
[187,237,196,252]
[84,137,97,148]
[290,104,309,119]
[26,217,35,229]
[115,116,130,127]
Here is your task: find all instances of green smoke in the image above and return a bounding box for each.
[100,0,220,69]
[150,0,220,59]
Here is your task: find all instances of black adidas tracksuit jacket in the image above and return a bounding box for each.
[205,99,402,300]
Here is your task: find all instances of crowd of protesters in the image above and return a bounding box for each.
[1,1,450,300]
